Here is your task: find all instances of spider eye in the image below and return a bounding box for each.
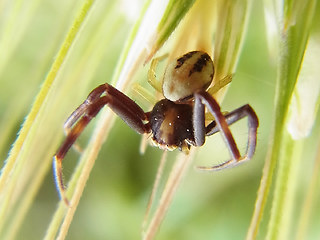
[162,51,214,101]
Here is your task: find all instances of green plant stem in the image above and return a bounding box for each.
[3,156,53,240]
[0,1,95,238]
[267,1,317,238]
[246,76,289,240]
[295,135,320,240]
[0,0,95,191]
[247,1,317,238]
[146,0,196,61]
[266,132,303,239]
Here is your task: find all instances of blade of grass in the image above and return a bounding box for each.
[142,151,168,231]
[145,0,196,62]
[247,0,318,239]
[295,133,320,240]
[267,2,318,237]
[0,0,42,77]
[0,0,78,161]
[142,149,195,240]
[0,0,95,192]
[266,132,303,240]
[214,0,252,77]
[213,0,252,101]
[292,24,320,240]
[0,1,93,238]
[3,2,128,239]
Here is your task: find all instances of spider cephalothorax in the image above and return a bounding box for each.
[149,99,195,151]
[53,51,259,205]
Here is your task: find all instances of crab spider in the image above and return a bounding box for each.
[53,51,259,205]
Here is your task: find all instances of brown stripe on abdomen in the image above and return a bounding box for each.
[175,51,197,69]
[188,53,210,76]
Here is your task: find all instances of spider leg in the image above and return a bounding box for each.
[194,90,258,171]
[147,54,168,92]
[63,87,105,153]
[53,98,106,205]
[53,83,150,205]
[206,104,259,161]
[64,104,87,133]
[207,74,233,96]
[131,83,158,106]
[193,93,206,146]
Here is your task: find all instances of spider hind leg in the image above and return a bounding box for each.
[194,90,258,171]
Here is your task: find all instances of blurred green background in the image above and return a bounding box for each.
[1,0,318,239]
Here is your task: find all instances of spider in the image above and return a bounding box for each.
[53,51,259,205]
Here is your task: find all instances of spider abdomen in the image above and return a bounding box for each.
[149,99,194,150]
[162,51,214,101]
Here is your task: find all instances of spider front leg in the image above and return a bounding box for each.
[207,74,233,96]
[147,54,168,93]
[193,90,258,171]
[53,83,150,205]
[62,85,108,153]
